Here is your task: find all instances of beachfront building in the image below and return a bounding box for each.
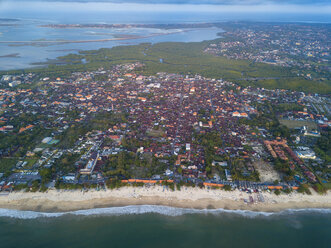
[80,152,99,175]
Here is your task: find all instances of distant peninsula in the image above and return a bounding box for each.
[40,23,219,29]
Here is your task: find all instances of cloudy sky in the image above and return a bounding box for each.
[4,0,329,4]
[2,0,329,3]
[0,0,330,13]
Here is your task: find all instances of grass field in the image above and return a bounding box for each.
[24,158,38,169]
[147,128,165,137]
[279,119,317,130]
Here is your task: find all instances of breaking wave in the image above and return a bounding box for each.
[0,206,330,219]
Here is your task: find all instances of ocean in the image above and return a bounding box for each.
[0,206,330,248]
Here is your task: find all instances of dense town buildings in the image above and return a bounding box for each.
[0,62,330,193]
[204,23,330,82]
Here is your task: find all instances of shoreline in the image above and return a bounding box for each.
[0,186,330,213]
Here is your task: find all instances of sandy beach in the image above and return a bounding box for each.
[0,186,330,212]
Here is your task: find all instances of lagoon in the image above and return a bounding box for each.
[0,7,330,71]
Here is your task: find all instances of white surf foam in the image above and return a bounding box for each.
[0,208,63,219]
[0,205,330,219]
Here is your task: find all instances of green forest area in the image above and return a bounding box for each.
[2,39,331,94]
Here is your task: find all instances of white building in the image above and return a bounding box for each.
[296,150,316,160]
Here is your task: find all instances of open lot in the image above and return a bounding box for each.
[147,128,165,137]
[253,159,281,183]
[279,119,317,130]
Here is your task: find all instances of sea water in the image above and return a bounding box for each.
[0,206,330,248]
